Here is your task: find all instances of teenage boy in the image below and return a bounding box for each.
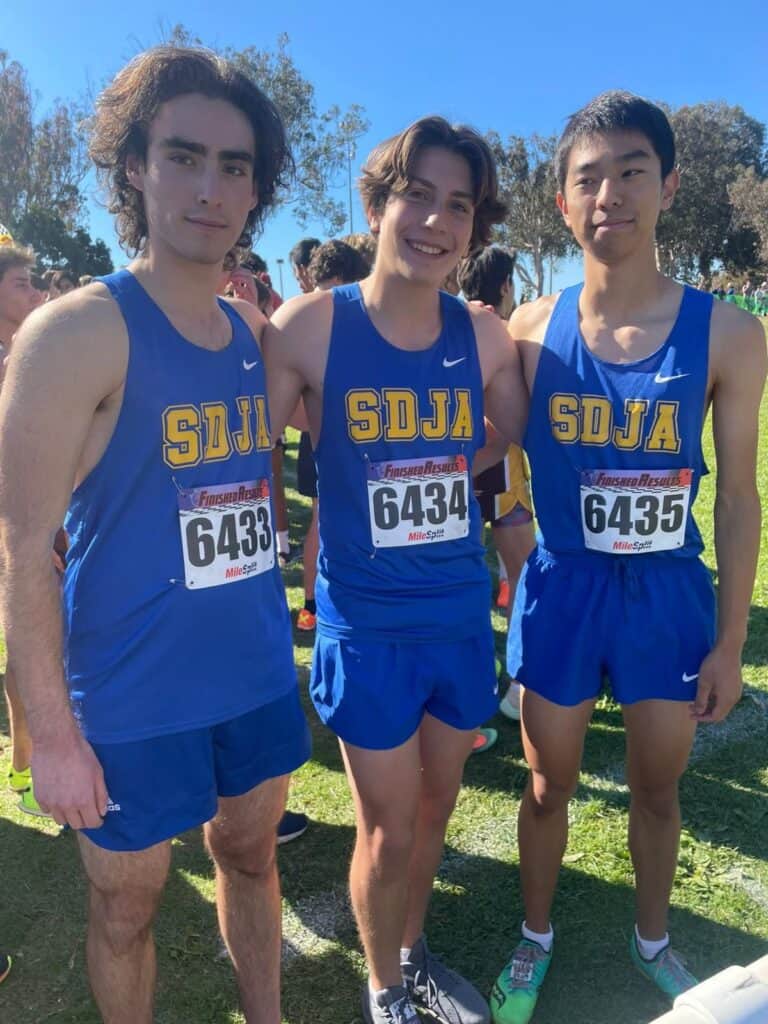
[0,47,309,1024]
[490,91,766,1024]
[265,116,527,1024]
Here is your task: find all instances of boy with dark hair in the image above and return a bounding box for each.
[295,239,370,633]
[0,245,37,353]
[308,239,369,291]
[490,91,766,1024]
[0,241,42,815]
[458,246,516,317]
[46,268,77,300]
[290,236,322,293]
[265,115,527,1024]
[0,45,309,1023]
[458,246,535,725]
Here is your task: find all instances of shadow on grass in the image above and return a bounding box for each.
[1,791,766,1024]
[277,837,767,1024]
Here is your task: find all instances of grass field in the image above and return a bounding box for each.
[1,378,767,1023]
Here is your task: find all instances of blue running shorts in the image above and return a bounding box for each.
[507,547,716,707]
[310,629,499,750]
[81,688,311,852]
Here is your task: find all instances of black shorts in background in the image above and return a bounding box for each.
[297,431,318,499]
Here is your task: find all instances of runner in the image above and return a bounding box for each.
[290,237,322,294]
[0,46,309,1023]
[295,239,371,632]
[458,246,536,727]
[490,91,766,1024]
[45,268,77,301]
[0,241,45,814]
[265,116,527,1024]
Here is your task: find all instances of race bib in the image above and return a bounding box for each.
[177,479,274,589]
[580,468,692,554]
[366,454,470,548]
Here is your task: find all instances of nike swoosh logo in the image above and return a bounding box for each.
[443,357,466,368]
[682,672,699,683]
[243,359,259,370]
[654,371,689,384]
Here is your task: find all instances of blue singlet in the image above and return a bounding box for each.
[63,270,296,743]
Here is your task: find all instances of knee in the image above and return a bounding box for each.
[208,827,277,880]
[358,819,415,881]
[89,884,159,957]
[527,771,577,816]
[419,786,459,831]
[630,779,680,820]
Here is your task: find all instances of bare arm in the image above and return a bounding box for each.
[470,305,530,447]
[693,307,767,722]
[0,291,126,825]
[472,420,510,477]
[262,292,331,440]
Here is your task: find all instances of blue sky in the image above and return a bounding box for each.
[2,1,767,295]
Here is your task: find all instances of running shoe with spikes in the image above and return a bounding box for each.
[490,938,552,1024]
[629,933,698,999]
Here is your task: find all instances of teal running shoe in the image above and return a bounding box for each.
[630,933,698,999]
[490,939,552,1024]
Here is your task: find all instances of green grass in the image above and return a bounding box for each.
[2,378,768,1023]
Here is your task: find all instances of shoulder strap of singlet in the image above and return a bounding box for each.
[540,285,581,358]
[673,286,714,352]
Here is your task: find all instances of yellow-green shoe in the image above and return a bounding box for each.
[0,953,11,985]
[18,782,50,818]
[490,939,552,1024]
[7,766,31,792]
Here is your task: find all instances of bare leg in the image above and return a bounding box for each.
[271,446,289,535]
[623,700,697,940]
[492,520,535,622]
[4,662,32,772]
[402,714,476,947]
[518,691,594,932]
[340,735,422,990]
[78,835,171,1024]
[303,500,319,603]
[204,774,289,1024]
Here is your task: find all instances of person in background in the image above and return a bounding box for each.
[457,246,536,732]
[294,240,370,633]
[289,237,322,294]
[46,268,77,301]
[0,242,48,814]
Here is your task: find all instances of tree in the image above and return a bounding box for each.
[656,102,766,281]
[0,51,88,229]
[168,27,370,234]
[14,206,113,276]
[487,132,576,296]
[729,167,768,267]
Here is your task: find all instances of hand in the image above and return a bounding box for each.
[689,645,743,723]
[31,729,108,829]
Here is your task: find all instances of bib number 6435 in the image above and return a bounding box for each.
[579,468,692,555]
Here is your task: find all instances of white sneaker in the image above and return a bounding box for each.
[499,682,521,722]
